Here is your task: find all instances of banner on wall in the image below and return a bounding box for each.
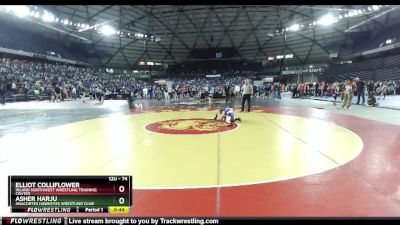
[282,68,324,75]
[282,70,301,75]
[155,80,166,85]
[262,77,274,82]
[206,74,221,78]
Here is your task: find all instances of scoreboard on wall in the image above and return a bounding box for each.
[8,176,132,214]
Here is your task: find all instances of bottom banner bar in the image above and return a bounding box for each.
[67,218,219,225]
[3,217,393,225]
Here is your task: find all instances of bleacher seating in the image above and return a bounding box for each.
[323,54,400,81]
[0,22,86,62]
[352,27,400,53]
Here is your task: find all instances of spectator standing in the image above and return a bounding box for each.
[234,85,240,98]
[24,81,29,101]
[342,78,356,109]
[274,82,281,99]
[46,86,54,102]
[143,86,148,99]
[265,83,271,98]
[355,78,365,105]
[0,83,6,105]
[332,82,340,105]
[71,85,77,100]
[54,85,61,102]
[315,82,320,96]
[292,83,297,98]
[378,81,388,100]
[11,81,17,94]
[33,83,41,101]
[163,87,169,100]
[368,81,374,95]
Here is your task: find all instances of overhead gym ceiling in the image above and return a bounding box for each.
[4,5,400,68]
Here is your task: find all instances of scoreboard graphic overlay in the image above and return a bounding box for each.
[8,176,132,214]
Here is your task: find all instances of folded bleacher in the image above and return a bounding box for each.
[323,54,400,81]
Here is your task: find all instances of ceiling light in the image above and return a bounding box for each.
[63,19,68,25]
[338,15,343,19]
[344,13,348,17]
[372,5,379,11]
[288,24,300,31]
[358,9,362,14]
[386,39,392,44]
[6,5,30,17]
[367,6,372,11]
[69,21,72,25]
[318,14,335,26]
[99,25,116,36]
[55,18,59,22]
[34,12,40,18]
[42,12,55,22]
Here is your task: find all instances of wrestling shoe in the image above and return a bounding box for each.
[214,114,218,120]
[236,117,241,122]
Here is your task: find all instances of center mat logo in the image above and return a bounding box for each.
[145,118,238,134]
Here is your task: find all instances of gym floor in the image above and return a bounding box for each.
[0,96,399,216]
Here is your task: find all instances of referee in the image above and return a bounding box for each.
[224,83,230,103]
[241,80,253,112]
